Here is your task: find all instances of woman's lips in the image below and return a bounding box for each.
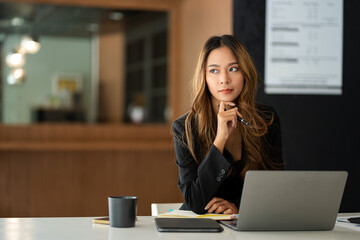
[219,89,233,94]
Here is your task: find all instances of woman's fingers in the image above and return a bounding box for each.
[218,101,226,113]
[206,198,224,213]
[218,102,244,126]
[214,101,238,151]
[209,201,237,214]
[204,198,215,210]
[223,207,237,214]
[205,197,220,210]
[206,197,239,214]
[217,101,236,113]
[218,108,238,128]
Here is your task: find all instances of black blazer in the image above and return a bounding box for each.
[171,104,284,214]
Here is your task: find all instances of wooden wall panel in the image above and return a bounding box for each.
[0,124,183,217]
[1,0,179,11]
[0,156,30,216]
[98,21,125,122]
[0,149,183,217]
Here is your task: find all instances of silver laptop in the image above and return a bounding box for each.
[220,171,347,231]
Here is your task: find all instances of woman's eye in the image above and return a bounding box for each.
[210,69,218,74]
[229,67,238,72]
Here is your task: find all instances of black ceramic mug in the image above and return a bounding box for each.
[108,196,138,228]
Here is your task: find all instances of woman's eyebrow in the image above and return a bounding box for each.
[207,62,238,68]
[227,62,238,67]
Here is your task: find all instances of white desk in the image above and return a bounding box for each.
[1,214,359,240]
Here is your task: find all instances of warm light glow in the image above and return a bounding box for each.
[109,12,124,21]
[7,68,26,85]
[6,51,26,68]
[21,36,41,54]
[13,68,25,79]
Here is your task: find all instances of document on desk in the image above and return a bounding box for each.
[336,216,360,231]
[157,210,237,221]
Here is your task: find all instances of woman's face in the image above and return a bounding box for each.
[205,46,244,105]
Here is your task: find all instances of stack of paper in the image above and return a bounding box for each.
[157,209,237,220]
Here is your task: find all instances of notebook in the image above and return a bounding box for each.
[220,170,348,231]
[155,218,223,232]
[93,217,109,225]
[157,209,236,220]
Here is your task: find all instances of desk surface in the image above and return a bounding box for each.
[1,214,359,240]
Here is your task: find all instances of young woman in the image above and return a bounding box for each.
[172,35,284,214]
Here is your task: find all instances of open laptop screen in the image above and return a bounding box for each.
[221,171,347,231]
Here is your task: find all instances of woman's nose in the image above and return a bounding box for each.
[220,72,230,84]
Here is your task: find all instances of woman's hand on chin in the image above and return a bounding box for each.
[214,101,238,153]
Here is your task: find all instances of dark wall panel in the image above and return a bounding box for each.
[233,0,360,212]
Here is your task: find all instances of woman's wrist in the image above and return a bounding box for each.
[214,137,226,154]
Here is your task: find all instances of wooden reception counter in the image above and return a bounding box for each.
[0,124,183,217]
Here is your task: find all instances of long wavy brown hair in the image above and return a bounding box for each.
[184,35,281,178]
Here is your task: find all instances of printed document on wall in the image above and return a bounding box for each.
[265,0,343,95]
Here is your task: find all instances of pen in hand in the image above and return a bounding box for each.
[236,115,253,128]
[218,104,253,129]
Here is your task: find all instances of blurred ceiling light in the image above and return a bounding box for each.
[21,35,41,54]
[109,12,124,21]
[11,17,25,26]
[6,49,26,68]
[7,68,26,85]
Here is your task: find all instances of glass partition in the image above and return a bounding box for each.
[0,2,168,124]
